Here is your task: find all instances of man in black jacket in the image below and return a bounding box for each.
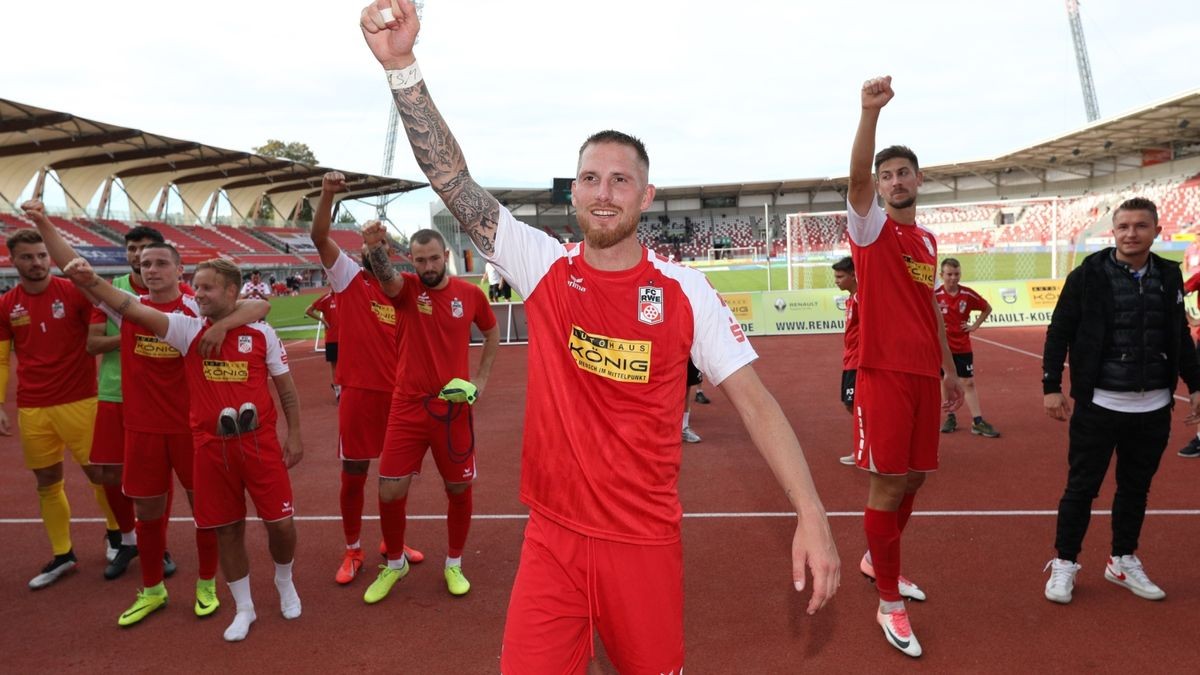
[1042,197,1200,605]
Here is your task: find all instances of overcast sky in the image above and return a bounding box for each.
[3,0,1197,232]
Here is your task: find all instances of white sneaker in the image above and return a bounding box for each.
[682,427,702,443]
[839,454,856,466]
[877,607,922,658]
[1044,558,1081,604]
[860,554,926,601]
[1104,554,1165,600]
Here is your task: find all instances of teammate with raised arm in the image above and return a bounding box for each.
[60,256,303,643]
[309,171,425,586]
[847,76,963,658]
[359,222,499,603]
[360,3,838,671]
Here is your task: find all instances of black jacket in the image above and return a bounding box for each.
[1042,248,1200,402]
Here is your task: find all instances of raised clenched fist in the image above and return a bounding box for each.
[861,76,894,111]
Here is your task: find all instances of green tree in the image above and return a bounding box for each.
[252,140,320,222]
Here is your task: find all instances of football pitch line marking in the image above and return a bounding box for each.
[974,335,1190,403]
[2,509,1197,525]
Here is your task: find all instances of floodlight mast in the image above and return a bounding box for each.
[1065,0,1101,123]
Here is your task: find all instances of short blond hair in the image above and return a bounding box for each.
[195,258,242,289]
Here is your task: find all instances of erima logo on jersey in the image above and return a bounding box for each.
[417,292,433,315]
[370,301,397,325]
[568,275,587,293]
[134,334,181,359]
[638,286,664,326]
[567,325,651,383]
[202,359,249,383]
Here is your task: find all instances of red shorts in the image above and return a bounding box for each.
[90,401,124,465]
[853,367,940,475]
[337,386,391,461]
[501,510,684,675]
[379,397,476,483]
[193,428,295,529]
[123,430,194,498]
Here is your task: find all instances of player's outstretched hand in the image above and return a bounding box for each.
[322,171,348,195]
[362,220,388,249]
[197,324,227,359]
[360,0,420,69]
[1044,392,1071,421]
[0,409,11,436]
[792,514,840,615]
[62,257,98,287]
[20,199,48,222]
[861,75,894,110]
[283,434,304,469]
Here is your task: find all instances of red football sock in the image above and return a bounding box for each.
[137,516,167,588]
[897,492,916,533]
[864,507,901,602]
[446,486,473,559]
[340,471,368,547]
[196,527,219,580]
[104,483,136,533]
[379,496,408,563]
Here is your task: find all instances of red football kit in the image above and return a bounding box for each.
[100,294,199,497]
[935,284,988,354]
[848,198,940,475]
[311,291,340,343]
[326,251,400,461]
[0,276,96,408]
[842,292,860,369]
[379,273,496,480]
[491,206,756,674]
[163,315,293,528]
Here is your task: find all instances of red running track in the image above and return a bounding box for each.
[0,326,1197,672]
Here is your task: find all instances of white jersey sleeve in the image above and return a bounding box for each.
[487,206,567,298]
[846,196,887,247]
[253,323,290,376]
[163,313,204,355]
[688,283,758,386]
[325,250,359,294]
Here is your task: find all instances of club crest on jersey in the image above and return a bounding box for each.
[51,299,65,319]
[451,298,463,319]
[238,335,253,353]
[638,286,664,325]
[958,300,967,313]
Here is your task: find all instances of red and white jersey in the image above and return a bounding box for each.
[387,274,496,400]
[0,276,96,408]
[311,291,340,343]
[489,206,757,545]
[163,315,289,446]
[101,293,199,434]
[847,199,940,378]
[935,284,989,354]
[842,292,859,370]
[326,251,399,392]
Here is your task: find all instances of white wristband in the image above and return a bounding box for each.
[386,62,422,91]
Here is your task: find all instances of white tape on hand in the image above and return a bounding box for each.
[380,7,395,23]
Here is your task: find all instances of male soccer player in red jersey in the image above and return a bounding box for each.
[360,4,837,671]
[0,227,116,590]
[306,289,340,400]
[935,258,999,438]
[27,207,271,626]
[61,256,304,642]
[847,76,963,658]
[361,222,499,603]
[833,256,859,465]
[309,171,425,585]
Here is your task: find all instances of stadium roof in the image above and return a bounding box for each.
[487,88,1200,207]
[0,98,427,223]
